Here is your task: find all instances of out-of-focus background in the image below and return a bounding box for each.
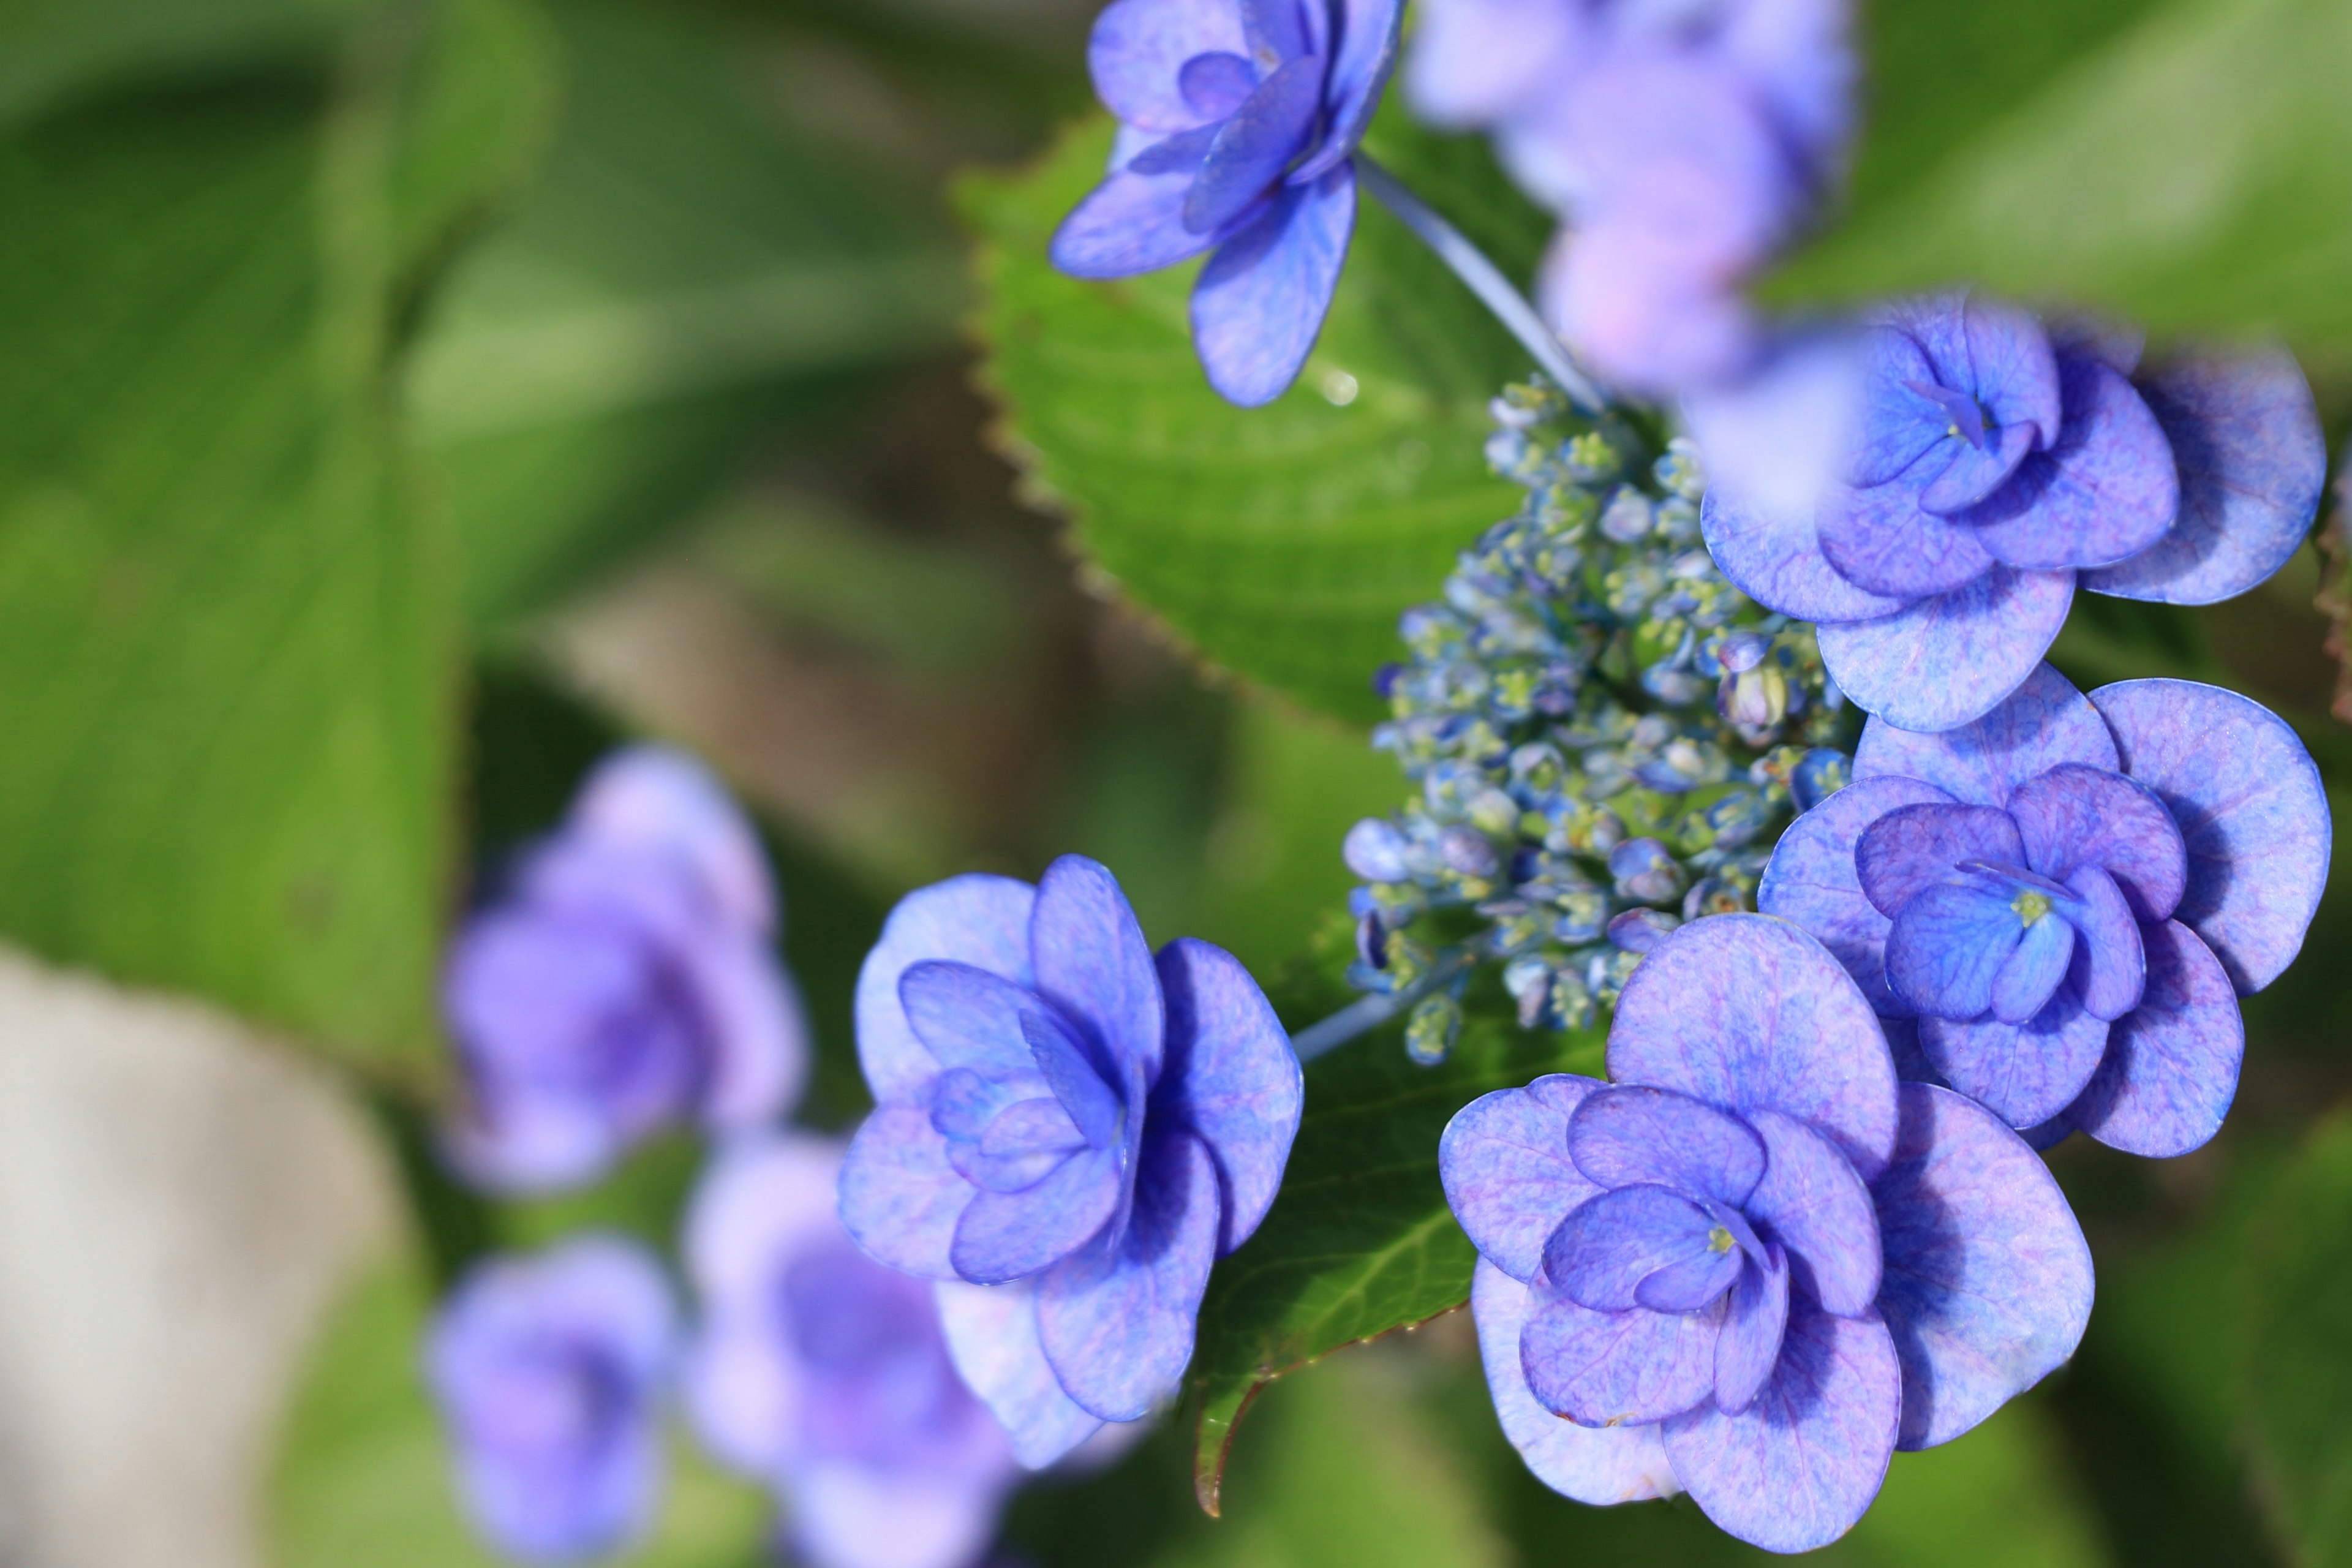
[1,0,2350,1564]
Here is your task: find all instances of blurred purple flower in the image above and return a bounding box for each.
[1442,916,2092,1552]
[1051,0,1404,405]
[1703,296,2329,731]
[442,747,809,1193]
[838,856,1302,1465]
[1760,662,2330,1156]
[428,1237,677,1565]
[1408,0,1853,393]
[685,1133,1019,1568]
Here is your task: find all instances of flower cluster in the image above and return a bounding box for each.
[441,746,807,1192]
[1406,0,1853,394]
[839,855,1303,1466]
[1760,662,2330,1155]
[1703,293,2329,731]
[1442,916,2093,1553]
[1341,380,1849,1059]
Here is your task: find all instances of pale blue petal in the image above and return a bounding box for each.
[1818,567,2076,733]
[840,1105,971,1281]
[1050,168,1229,279]
[1566,1085,1766,1206]
[1758,775,1954,1013]
[858,875,1035,1106]
[2064,864,2145,1021]
[1961,352,2177,571]
[935,1280,1105,1469]
[1991,913,2075,1025]
[1817,477,1999,599]
[1152,937,1302,1255]
[1545,1185,1724,1314]
[1087,0,1250,132]
[2065,920,2243,1158]
[1744,1110,1880,1317]
[1854,661,2117,805]
[951,1147,1123,1284]
[1699,486,1912,622]
[901,961,1054,1082]
[1472,1262,1683,1504]
[1186,54,1323,235]
[1918,989,2109,1130]
[1883,879,2027,1020]
[1030,855,1166,1097]
[1521,1289,1719,1428]
[2007,763,2187,921]
[1854,802,2025,918]
[1192,165,1355,407]
[1713,1243,1791,1414]
[1440,1076,1609,1282]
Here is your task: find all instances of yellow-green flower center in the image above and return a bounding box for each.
[1707,1226,1736,1254]
[2013,889,2051,926]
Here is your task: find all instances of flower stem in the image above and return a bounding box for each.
[1353,154,1609,417]
[1289,946,1476,1064]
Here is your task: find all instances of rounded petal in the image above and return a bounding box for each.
[2062,864,2145,1022]
[1050,168,1231,279]
[1439,1075,1609,1281]
[1874,1084,2092,1449]
[1186,55,1324,235]
[2084,347,2328,605]
[1471,1261,1682,1504]
[1294,0,1404,179]
[571,745,774,931]
[1401,0,1570,128]
[1521,1289,1719,1428]
[951,1145,1124,1285]
[1854,661,2117,806]
[789,1461,1011,1568]
[1917,990,2109,1131]
[1817,567,2076,733]
[2090,679,2330,993]
[900,960,1055,1082]
[1087,0,1249,132]
[1036,1128,1221,1422]
[1855,802,2025,918]
[1152,937,1302,1255]
[840,1105,973,1281]
[1744,1110,1880,1317]
[935,1280,1106,1470]
[1883,878,2028,1021]
[2008,763,2187,921]
[1699,485,1910,624]
[1567,1085,1766,1207]
[1191,165,1354,407]
[1030,856,1165,1097]
[1960,352,2177,572]
[1758,775,1954,1012]
[1544,1183,1727,1313]
[1714,1243,1792,1414]
[858,875,1036,1106]
[689,1132,843,1307]
[1660,1303,1901,1554]
[2065,919,2244,1158]
[691,938,810,1128]
[1609,915,1899,1183]
[1817,477,1999,600]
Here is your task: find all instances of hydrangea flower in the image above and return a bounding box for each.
[428,1237,677,1564]
[1442,915,2092,1552]
[1703,295,2329,730]
[1050,0,1404,405]
[442,746,808,1193]
[685,1133,1020,1568]
[1759,662,2330,1155]
[837,856,1302,1465]
[1406,0,1852,393]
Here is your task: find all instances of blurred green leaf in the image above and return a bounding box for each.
[962,109,1544,725]
[0,0,362,130]
[1780,0,2352,353]
[2242,1113,2352,1561]
[0,0,552,1071]
[1186,1014,1603,1509]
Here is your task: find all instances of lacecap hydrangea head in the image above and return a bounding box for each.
[1703,293,2328,731]
[1760,662,2330,1155]
[427,1237,677,1564]
[1051,0,1403,405]
[441,746,809,1193]
[685,1133,1020,1568]
[1441,916,2092,1553]
[837,855,1303,1466]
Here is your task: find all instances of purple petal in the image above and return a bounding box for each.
[840,1105,971,1281]
[1683,328,1868,552]
[1918,420,2040,516]
[1743,1110,1880,1317]
[1471,1262,1683,1503]
[858,875,1035,1106]
[1758,776,1954,1012]
[1023,1006,1123,1149]
[789,1464,1011,1568]
[1566,1086,1766,1207]
[1854,662,2117,805]
[1401,0,1575,129]
[901,961,1055,1082]
[1186,55,1324,234]
[1191,164,1355,407]
[571,746,774,932]
[951,1106,1084,1194]
[1545,1185,1725,1313]
[950,1146,1123,1284]
[2084,348,2327,605]
[2064,864,2146,1021]
[1609,914,1900,1182]
[1152,937,1302,1255]
[1699,486,1912,623]
[2008,763,2187,920]
[1819,567,2076,733]
[1872,295,2061,447]
[1050,168,1231,279]
[1637,1243,1750,1313]
[1178,52,1257,121]
[935,1280,1105,1469]
[1126,122,1223,178]
[2065,920,2243,1157]
[688,938,809,1129]
[1990,913,2075,1025]
[1660,1303,1901,1553]
[2090,679,2331,993]
[1961,352,2178,572]
[1883,878,2027,1020]
[1917,989,2109,1130]
[1817,478,1999,600]
[1521,1288,1719,1427]
[1854,802,2026,918]
[1440,1075,1609,1282]
[1874,1084,2092,1449]
[1087,0,1250,132]
[1242,0,1311,62]
[1037,1128,1221,1421]
[1029,856,1165,1098]
[1852,324,1955,488]
[1294,0,1405,181]
[1714,1243,1791,1414]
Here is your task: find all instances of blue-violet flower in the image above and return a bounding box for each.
[837,855,1303,1465]
[1442,915,2092,1552]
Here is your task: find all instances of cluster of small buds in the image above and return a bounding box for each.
[1347,379,1852,1063]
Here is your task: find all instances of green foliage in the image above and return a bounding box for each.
[0,0,552,1072]
[2244,1114,2352,1561]
[1783,0,2352,354]
[0,0,362,130]
[962,110,1544,725]
[1186,1012,1604,1509]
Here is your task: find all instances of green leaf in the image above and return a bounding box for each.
[962,109,1548,725]
[1779,0,2352,352]
[1186,1013,1603,1510]
[0,0,363,131]
[2242,1114,2352,1559]
[0,0,554,1069]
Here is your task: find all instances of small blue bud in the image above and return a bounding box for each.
[1405,992,1463,1066]
[1608,837,1687,903]
[1343,818,1412,882]
[1681,876,1748,919]
[1355,913,1389,969]
[1607,907,1681,952]
[1792,748,1853,812]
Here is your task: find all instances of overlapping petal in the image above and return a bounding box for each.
[1853,661,2117,806]
[1441,1075,1608,1281]
[2007,763,2187,920]
[1758,775,1953,1012]
[2065,919,2244,1157]
[951,1147,1124,1284]
[935,1280,1105,1469]
[1052,168,1235,279]
[1152,937,1302,1254]
[1472,1262,1682,1504]
[1854,803,2024,917]
[1957,352,2177,572]
[1713,1243,1791,1413]
[1699,483,1914,623]
[1743,1110,1880,1316]
[1087,0,1251,132]
[1297,0,1404,179]
[1917,989,2109,1132]
[840,1106,971,1280]
[1546,1184,1730,1313]
[1566,1086,1766,1207]
[857,875,1035,1104]
[1521,1287,1719,1428]
[1030,855,1165,1095]
[1191,167,1355,407]
[1817,567,2075,734]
